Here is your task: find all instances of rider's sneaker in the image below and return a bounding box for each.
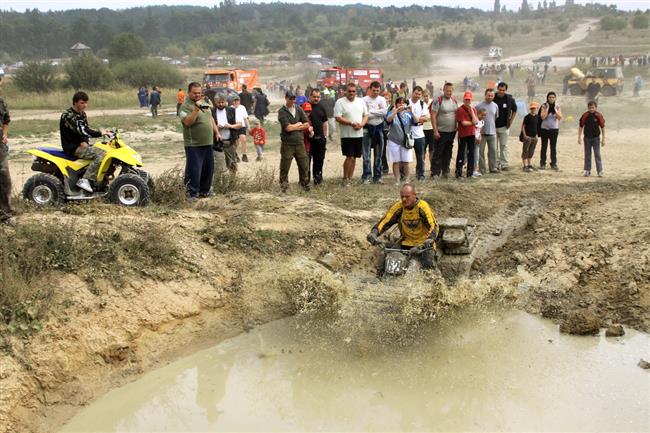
[76,178,93,193]
[242,154,249,162]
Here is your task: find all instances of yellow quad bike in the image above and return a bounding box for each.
[23,130,153,207]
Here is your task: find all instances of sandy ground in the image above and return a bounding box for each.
[2,21,649,433]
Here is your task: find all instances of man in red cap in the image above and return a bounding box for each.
[455,91,479,178]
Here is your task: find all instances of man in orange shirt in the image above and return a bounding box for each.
[176,88,186,117]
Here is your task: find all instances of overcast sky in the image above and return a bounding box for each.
[1,0,648,13]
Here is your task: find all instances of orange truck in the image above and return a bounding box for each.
[316,66,383,90]
[203,69,259,92]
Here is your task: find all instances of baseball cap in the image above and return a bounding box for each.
[463,91,473,100]
[529,101,539,109]
[285,90,296,99]
[302,102,312,111]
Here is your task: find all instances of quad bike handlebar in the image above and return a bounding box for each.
[383,246,433,256]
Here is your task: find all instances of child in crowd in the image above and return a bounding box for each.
[520,101,540,172]
[249,119,267,161]
[472,108,487,177]
[578,100,606,177]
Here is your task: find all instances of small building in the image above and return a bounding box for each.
[70,42,92,56]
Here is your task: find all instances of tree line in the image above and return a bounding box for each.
[1,1,644,64]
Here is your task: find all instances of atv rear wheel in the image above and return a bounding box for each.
[22,173,65,206]
[108,173,150,207]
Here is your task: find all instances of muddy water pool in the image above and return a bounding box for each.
[60,310,649,432]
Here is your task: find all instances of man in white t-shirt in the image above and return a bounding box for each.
[474,88,499,173]
[214,95,242,173]
[232,96,250,162]
[361,81,388,184]
[334,82,368,185]
[407,86,430,181]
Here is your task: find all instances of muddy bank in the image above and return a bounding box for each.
[1,178,649,433]
[479,181,650,332]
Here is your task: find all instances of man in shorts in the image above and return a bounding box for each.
[334,82,368,185]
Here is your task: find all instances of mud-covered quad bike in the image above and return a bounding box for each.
[23,130,153,207]
[383,246,435,277]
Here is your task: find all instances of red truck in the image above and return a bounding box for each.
[316,66,383,91]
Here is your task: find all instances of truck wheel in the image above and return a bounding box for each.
[108,173,150,207]
[601,86,616,97]
[22,173,65,206]
[569,85,584,96]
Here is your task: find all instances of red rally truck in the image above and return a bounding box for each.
[316,66,383,91]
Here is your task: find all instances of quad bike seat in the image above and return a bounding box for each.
[38,147,78,161]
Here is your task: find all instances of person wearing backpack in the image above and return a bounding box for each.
[430,82,458,178]
[385,97,417,185]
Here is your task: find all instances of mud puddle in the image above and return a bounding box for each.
[60,309,649,432]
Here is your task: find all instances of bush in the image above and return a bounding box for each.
[66,54,113,90]
[472,31,495,49]
[600,16,627,31]
[433,29,466,49]
[631,14,649,29]
[558,21,570,32]
[13,62,58,93]
[111,59,183,87]
[393,41,432,73]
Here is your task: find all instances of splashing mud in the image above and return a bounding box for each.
[272,255,520,352]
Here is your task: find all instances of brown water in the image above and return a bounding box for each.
[60,309,649,432]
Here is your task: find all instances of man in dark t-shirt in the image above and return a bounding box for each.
[308,88,328,185]
[493,82,518,171]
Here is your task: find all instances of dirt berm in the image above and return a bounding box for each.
[1,177,649,433]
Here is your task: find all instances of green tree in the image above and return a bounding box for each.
[370,34,386,51]
[600,16,627,31]
[393,41,432,73]
[13,62,58,93]
[631,13,649,29]
[66,54,113,90]
[109,32,147,64]
[337,51,357,67]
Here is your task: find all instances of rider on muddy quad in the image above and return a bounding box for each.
[367,183,439,269]
[60,91,108,193]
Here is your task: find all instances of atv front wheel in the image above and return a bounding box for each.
[108,173,150,207]
[601,86,616,97]
[22,173,65,206]
[569,85,584,96]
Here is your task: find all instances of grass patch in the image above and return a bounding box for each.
[202,217,315,255]
[9,114,181,138]
[0,85,184,110]
[0,219,182,334]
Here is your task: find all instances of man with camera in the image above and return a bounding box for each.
[179,82,222,200]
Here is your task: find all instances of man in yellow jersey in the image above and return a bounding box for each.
[367,183,439,269]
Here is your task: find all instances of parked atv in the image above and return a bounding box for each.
[23,130,152,207]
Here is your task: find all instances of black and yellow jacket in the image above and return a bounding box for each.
[371,198,438,248]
